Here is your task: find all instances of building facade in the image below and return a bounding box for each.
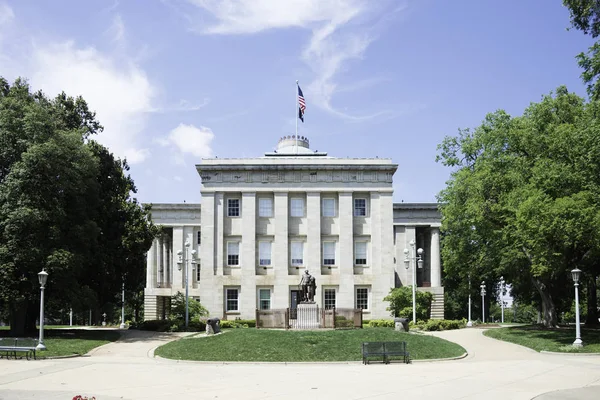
[144,137,443,321]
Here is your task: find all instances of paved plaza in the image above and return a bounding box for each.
[0,328,599,400]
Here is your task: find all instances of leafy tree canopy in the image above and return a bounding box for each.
[437,86,600,327]
[0,77,157,335]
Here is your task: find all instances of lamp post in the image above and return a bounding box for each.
[404,239,423,324]
[177,240,197,329]
[499,276,505,324]
[119,280,126,329]
[571,268,583,347]
[467,275,473,327]
[37,269,48,351]
[480,281,486,323]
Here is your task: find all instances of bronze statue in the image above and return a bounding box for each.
[299,270,316,303]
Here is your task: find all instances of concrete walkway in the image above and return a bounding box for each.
[0,328,599,400]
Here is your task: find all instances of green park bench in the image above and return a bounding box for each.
[362,341,410,364]
[0,338,39,360]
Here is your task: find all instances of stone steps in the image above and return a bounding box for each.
[430,293,445,320]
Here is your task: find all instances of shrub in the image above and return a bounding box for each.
[170,292,209,322]
[135,320,172,332]
[384,287,433,320]
[368,319,395,328]
[419,319,466,331]
[220,319,256,329]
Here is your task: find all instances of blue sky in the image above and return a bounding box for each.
[0,0,593,204]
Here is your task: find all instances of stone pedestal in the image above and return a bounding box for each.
[292,303,320,329]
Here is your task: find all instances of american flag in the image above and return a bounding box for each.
[298,85,306,122]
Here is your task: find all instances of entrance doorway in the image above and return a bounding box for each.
[290,290,301,319]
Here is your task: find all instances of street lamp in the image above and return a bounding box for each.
[499,276,506,323]
[37,269,48,351]
[467,275,473,327]
[404,239,424,324]
[119,280,126,329]
[571,268,583,347]
[177,240,197,329]
[480,281,486,323]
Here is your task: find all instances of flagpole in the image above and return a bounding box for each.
[295,80,299,155]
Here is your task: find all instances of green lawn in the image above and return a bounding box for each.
[0,329,121,358]
[484,325,600,353]
[155,328,466,362]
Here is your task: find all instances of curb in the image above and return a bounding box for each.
[38,354,84,360]
[540,350,600,356]
[152,352,469,365]
[411,352,469,363]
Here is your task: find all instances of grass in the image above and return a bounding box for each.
[155,328,466,362]
[0,328,121,358]
[484,325,600,353]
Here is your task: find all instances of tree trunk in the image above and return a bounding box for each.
[586,276,599,325]
[531,277,558,327]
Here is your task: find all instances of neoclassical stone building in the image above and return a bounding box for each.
[144,137,443,321]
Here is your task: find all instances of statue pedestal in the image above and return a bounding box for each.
[291,303,320,329]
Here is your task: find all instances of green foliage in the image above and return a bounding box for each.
[564,1,600,99]
[220,320,249,329]
[169,292,209,322]
[134,319,206,332]
[418,319,466,331]
[436,87,600,327]
[368,319,395,328]
[384,286,433,320]
[0,77,157,335]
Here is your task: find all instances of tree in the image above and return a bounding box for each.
[565,0,600,100]
[170,292,209,322]
[383,286,433,321]
[437,87,600,327]
[0,77,157,335]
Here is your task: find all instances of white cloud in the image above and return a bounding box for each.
[182,0,398,121]
[174,175,183,182]
[30,40,155,164]
[0,3,14,26]
[166,123,214,158]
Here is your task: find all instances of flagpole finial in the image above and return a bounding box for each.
[296,80,299,84]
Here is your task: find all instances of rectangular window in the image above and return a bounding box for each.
[323,242,336,265]
[322,198,335,217]
[196,264,200,281]
[290,198,304,217]
[258,198,273,217]
[226,288,239,312]
[291,241,304,265]
[355,241,367,265]
[354,198,367,217]
[258,288,271,310]
[259,241,271,266]
[227,242,239,266]
[356,287,369,310]
[324,288,336,310]
[197,230,201,245]
[227,198,240,217]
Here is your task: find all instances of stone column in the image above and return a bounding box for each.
[241,192,256,317]
[338,192,354,308]
[162,234,169,286]
[172,226,184,289]
[146,239,156,288]
[405,226,416,288]
[157,236,163,287]
[215,193,225,275]
[430,227,441,287]
[306,192,321,273]
[273,192,288,309]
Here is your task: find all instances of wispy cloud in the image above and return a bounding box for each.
[176,0,402,121]
[107,14,125,46]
